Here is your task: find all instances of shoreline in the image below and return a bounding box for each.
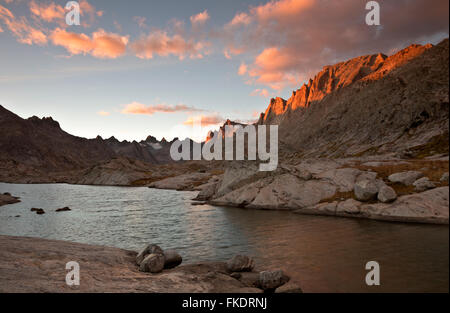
[0,235,293,293]
[2,179,448,225]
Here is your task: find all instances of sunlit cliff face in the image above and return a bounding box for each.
[261,43,435,124]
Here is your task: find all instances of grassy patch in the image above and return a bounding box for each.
[354,160,448,182]
[320,191,355,203]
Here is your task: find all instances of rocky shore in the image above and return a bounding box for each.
[0,236,300,293]
[148,157,449,225]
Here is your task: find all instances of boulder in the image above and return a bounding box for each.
[55,207,71,212]
[193,182,217,201]
[354,179,378,201]
[258,270,289,291]
[226,255,255,272]
[336,199,362,214]
[377,186,397,203]
[413,177,436,192]
[163,250,182,269]
[275,281,303,293]
[139,253,165,273]
[388,171,423,186]
[238,272,260,288]
[31,208,45,215]
[136,244,164,266]
[359,187,449,224]
[440,172,449,183]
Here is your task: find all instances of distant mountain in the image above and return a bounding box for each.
[257,39,449,158]
[0,106,176,182]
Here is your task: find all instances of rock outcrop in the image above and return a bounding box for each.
[0,193,20,206]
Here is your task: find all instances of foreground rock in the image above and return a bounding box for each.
[0,236,266,293]
[377,186,397,203]
[258,270,290,291]
[163,250,183,269]
[139,254,165,273]
[413,177,436,192]
[388,171,423,186]
[0,193,20,206]
[136,244,164,266]
[226,255,255,272]
[354,179,378,201]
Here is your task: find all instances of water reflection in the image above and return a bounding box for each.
[0,183,448,292]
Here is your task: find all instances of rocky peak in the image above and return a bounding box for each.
[27,116,61,128]
[145,135,158,143]
[262,43,435,124]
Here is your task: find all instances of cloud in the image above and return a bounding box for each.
[50,28,128,58]
[122,101,203,115]
[97,111,110,116]
[131,30,209,60]
[225,0,449,91]
[0,4,47,45]
[238,62,248,75]
[227,12,252,27]
[183,114,224,127]
[29,0,65,23]
[250,88,270,98]
[190,10,210,26]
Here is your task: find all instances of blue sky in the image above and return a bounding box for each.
[1,0,448,141]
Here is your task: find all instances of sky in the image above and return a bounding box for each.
[0,0,448,142]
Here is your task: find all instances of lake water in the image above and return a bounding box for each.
[0,182,448,293]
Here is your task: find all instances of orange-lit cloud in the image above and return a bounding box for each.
[238,62,247,75]
[0,4,47,45]
[122,101,203,116]
[250,88,270,98]
[190,10,209,26]
[50,28,128,58]
[97,111,110,116]
[29,0,64,23]
[226,0,449,91]
[131,30,209,60]
[183,114,224,127]
[227,12,252,27]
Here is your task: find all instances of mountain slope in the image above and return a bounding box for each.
[259,40,449,158]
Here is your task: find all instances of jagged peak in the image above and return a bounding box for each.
[262,42,437,123]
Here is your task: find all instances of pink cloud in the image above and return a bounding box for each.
[0,4,47,45]
[183,114,224,127]
[227,12,252,27]
[225,0,449,91]
[190,10,210,26]
[122,102,203,115]
[131,30,209,60]
[250,88,270,98]
[50,28,128,59]
[238,62,247,75]
[29,1,65,23]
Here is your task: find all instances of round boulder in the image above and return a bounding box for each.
[139,253,165,273]
[258,270,289,291]
[163,250,183,269]
[226,255,255,272]
[136,244,164,266]
[354,180,378,201]
[377,186,397,203]
[413,177,435,192]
